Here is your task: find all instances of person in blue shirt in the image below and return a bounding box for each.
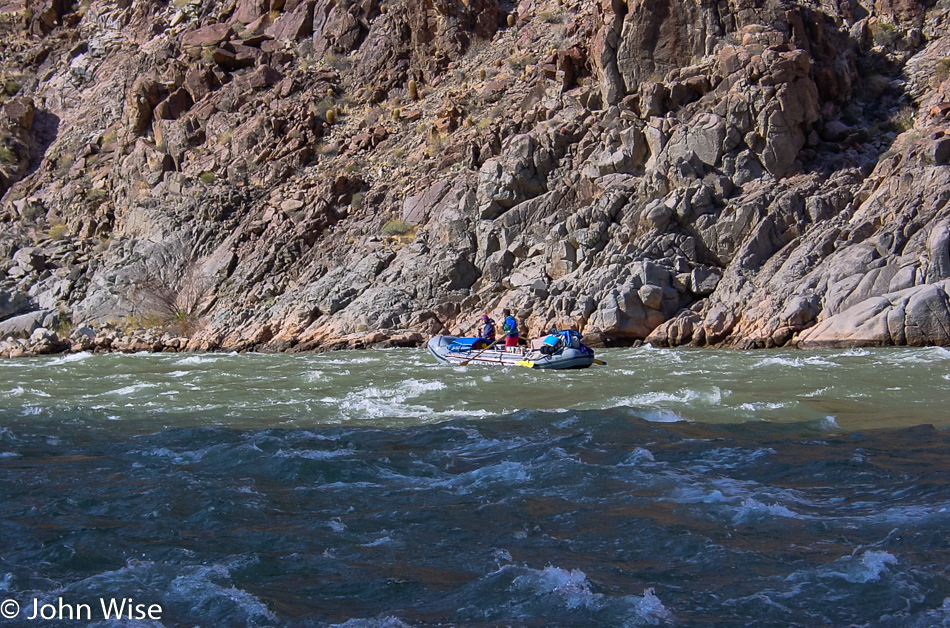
[477,314,496,349]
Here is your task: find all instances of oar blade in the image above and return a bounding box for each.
[515,360,535,368]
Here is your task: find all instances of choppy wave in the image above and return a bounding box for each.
[2,412,949,625]
[1,349,949,625]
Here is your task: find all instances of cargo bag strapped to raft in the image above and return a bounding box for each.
[448,338,482,352]
[539,335,562,355]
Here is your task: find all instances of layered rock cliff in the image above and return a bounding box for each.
[1,0,950,355]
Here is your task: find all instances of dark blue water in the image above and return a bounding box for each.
[2,406,949,626]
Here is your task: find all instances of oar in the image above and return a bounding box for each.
[459,342,494,366]
[594,358,607,365]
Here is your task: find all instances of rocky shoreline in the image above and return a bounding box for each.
[0,323,428,358]
[2,0,950,354]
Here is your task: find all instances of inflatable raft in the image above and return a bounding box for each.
[426,331,599,370]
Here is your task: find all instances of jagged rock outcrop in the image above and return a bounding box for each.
[2,0,950,355]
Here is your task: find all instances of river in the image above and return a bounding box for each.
[0,347,948,626]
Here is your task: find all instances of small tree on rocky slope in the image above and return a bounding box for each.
[127,240,211,335]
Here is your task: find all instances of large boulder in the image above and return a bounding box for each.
[798,281,950,348]
[0,310,51,339]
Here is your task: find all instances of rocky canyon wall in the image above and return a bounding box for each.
[1,0,950,355]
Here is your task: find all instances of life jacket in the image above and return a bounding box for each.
[479,319,496,341]
[502,315,519,337]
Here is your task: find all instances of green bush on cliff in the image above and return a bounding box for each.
[381,219,413,236]
[870,20,897,47]
[889,105,916,133]
[48,223,69,240]
[936,58,950,85]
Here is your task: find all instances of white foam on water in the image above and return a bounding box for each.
[732,497,803,523]
[174,354,216,365]
[801,387,832,398]
[329,616,413,628]
[636,408,690,423]
[335,379,463,421]
[753,356,808,368]
[137,446,209,464]
[275,448,355,460]
[637,587,673,624]
[402,379,447,395]
[507,566,673,622]
[738,401,793,412]
[619,447,655,466]
[612,386,722,409]
[104,382,160,397]
[641,346,686,363]
[316,356,376,365]
[306,370,326,381]
[168,564,279,623]
[362,535,393,547]
[0,451,19,457]
[822,550,898,584]
[522,566,594,609]
[819,415,841,430]
[46,352,94,365]
[751,354,838,368]
[930,347,950,359]
[670,487,728,504]
[338,386,435,419]
[10,385,52,398]
[447,461,531,493]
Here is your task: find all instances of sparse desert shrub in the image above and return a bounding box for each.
[381,219,413,236]
[47,223,68,240]
[507,53,537,72]
[935,58,950,85]
[127,240,211,336]
[870,19,897,47]
[889,105,916,133]
[199,171,215,184]
[85,187,108,203]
